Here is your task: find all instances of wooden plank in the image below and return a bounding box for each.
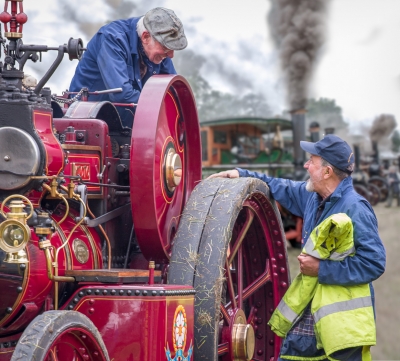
[65,268,162,283]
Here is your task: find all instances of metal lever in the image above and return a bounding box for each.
[91,88,122,94]
[96,165,106,181]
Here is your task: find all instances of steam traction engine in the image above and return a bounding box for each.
[0,1,290,360]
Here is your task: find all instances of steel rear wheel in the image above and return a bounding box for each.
[366,182,380,206]
[168,178,290,360]
[368,176,389,202]
[11,311,109,361]
[354,183,370,201]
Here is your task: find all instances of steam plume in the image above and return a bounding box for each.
[369,114,397,143]
[267,0,328,110]
[61,0,156,39]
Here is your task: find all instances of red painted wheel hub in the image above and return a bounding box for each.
[43,327,107,360]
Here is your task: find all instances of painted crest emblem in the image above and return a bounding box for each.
[165,305,193,361]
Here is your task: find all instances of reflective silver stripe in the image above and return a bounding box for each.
[330,246,355,260]
[276,299,299,323]
[303,237,322,259]
[313,296,372,323]
[303,237,355,261]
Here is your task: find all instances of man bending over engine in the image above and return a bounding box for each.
[69,7,187,127]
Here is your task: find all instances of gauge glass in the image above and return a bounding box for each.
[3,224,25,248]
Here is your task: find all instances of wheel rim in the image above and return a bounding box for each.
[218,196,287,360]
[130,75,201,261]
[169,178,290,360]
[366,183,380,206]
[368,176,389,202]
[354,184,369,200]
[43,327,107,361]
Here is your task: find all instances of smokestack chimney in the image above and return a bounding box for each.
[368,141,381,177]
[309,121,320,143]
[371,141,379,164]
[353,144,361,171]
[291,109,306,172]
[324,127,335,135]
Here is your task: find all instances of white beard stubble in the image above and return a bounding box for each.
[305,169,323,193]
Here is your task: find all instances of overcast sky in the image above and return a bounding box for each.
[20,0,400,133]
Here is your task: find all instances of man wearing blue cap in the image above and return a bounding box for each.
[208,134,386,360]
[69,7,187,127]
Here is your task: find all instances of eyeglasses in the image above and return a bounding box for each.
[154,39,173,54]
[160,44,173,56]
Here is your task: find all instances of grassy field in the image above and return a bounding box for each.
[284,202,400,360]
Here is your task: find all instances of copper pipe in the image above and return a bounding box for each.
[87,204,112,270]
[55,198,86,259]
[42,183,70,225]
[42,247,74,311]
[60,183,112,270]
[44,248,75,283]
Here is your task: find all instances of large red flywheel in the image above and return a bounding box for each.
[130,75,202,261]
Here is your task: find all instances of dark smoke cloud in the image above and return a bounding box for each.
[369,114,397,143]
[267,0,328,110]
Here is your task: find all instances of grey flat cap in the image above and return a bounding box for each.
[143,7,188,50]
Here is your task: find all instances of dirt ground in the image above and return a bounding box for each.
[285,201,400,360]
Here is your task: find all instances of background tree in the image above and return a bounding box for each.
[390,129,400,152]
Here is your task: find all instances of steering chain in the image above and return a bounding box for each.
[51,88,85,104]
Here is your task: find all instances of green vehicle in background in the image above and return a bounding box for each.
[201,116,294,178]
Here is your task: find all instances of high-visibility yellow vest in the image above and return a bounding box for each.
[268,213,376,358]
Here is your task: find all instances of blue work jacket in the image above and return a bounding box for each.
[237,169,386,358]
[69,17,176,106]
[237,169,385,286]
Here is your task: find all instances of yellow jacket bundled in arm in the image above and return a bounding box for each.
[268,213,376,358]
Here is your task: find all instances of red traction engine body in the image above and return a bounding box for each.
[0,1,290,360]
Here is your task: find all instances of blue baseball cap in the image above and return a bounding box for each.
[300,134,355,174]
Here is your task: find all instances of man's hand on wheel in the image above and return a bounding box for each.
[206,169,239,180]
